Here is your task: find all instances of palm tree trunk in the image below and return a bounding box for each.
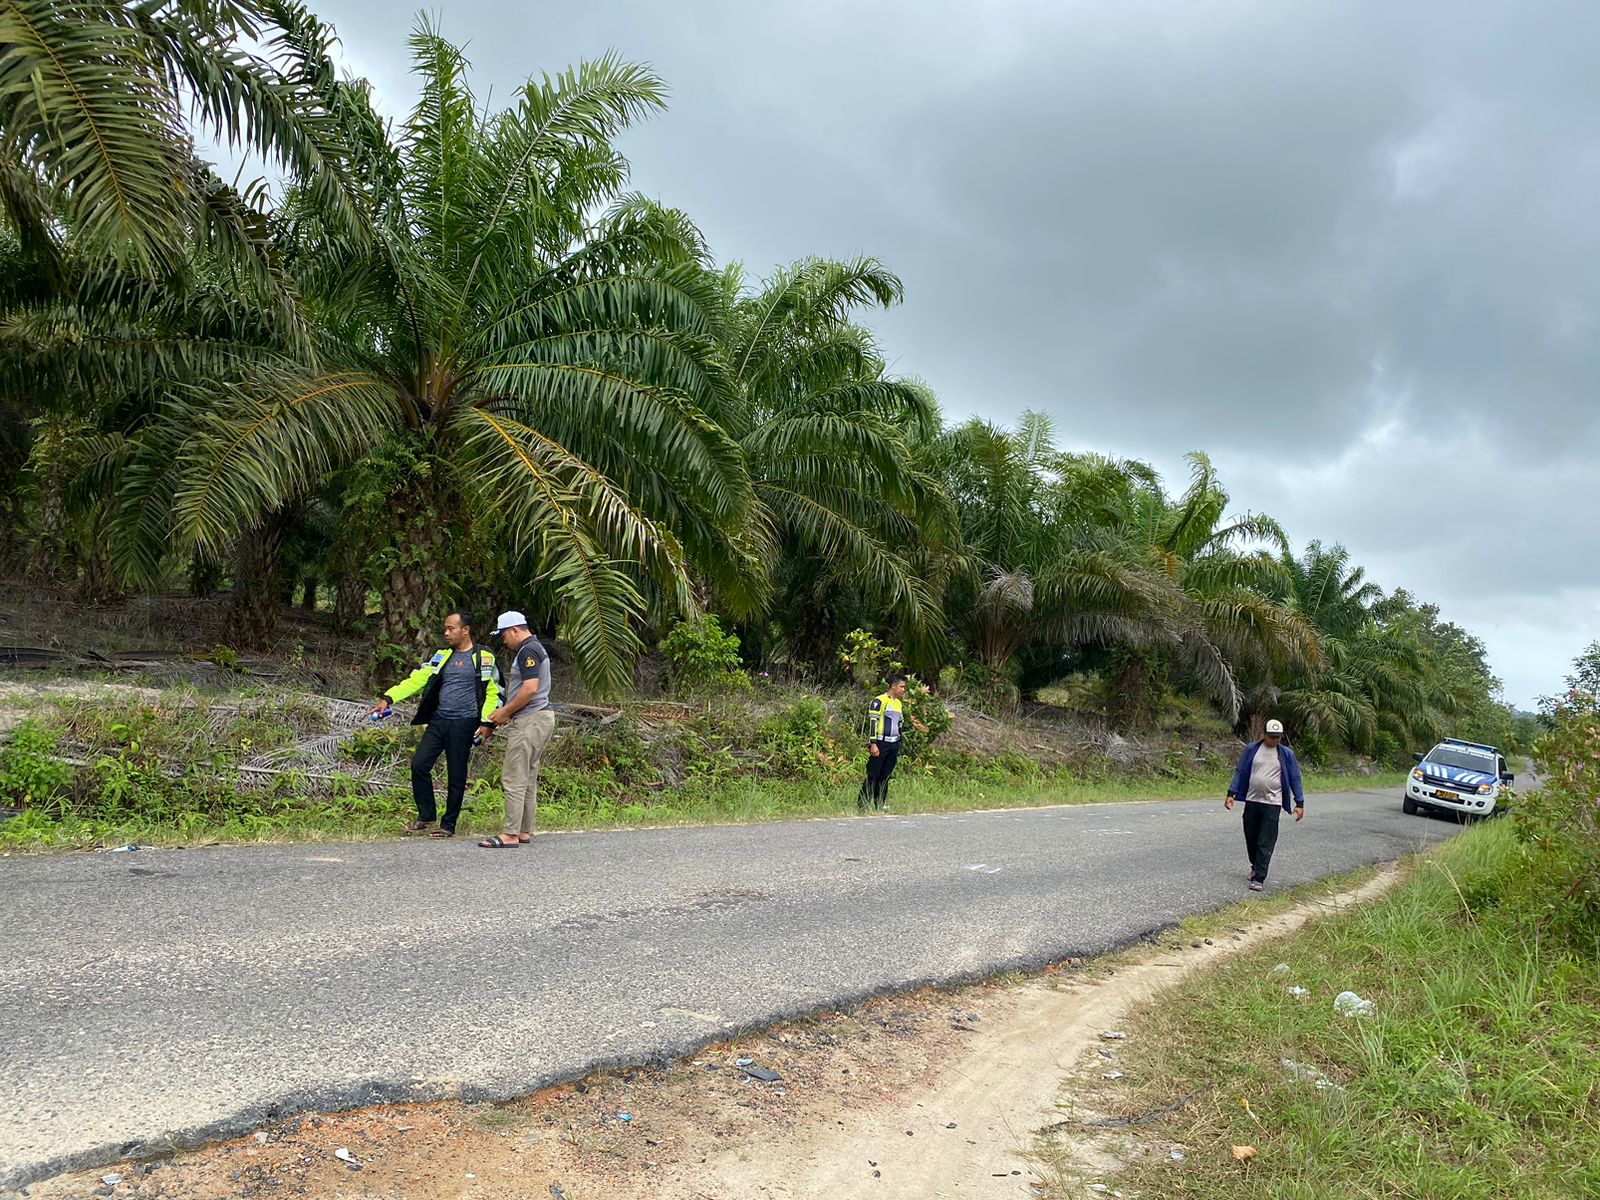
[380,561,433,649]
[76,523,120,603]
[334,570,366,633]
[375,484,445,656]
[30,461,69,585]
[227,510,291,648]
[1106,653,1160,732]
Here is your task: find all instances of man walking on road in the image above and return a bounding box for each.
[478,611,556,849]
[858,674,925,813]
[1224,718,1306,890]
[371,610,500,839]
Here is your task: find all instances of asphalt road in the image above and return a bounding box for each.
[0,787,1461,1186]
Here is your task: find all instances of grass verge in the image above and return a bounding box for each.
[0,681,1405,852]
[1047,819,1600,1199]
[0,764,1406,853]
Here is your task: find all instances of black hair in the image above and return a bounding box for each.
[447,609,474,631]
[886,672,908,687]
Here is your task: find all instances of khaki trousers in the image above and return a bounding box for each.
[502,710,556,835]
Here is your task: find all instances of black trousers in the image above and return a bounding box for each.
[412,718,478,831]
[858,740,901,811]
[1241,802,1282,883]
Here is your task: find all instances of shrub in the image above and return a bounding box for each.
[661,615,750,695]
[0,721,74,815]
[837,628,902,689]
[755,697,834,778]
[1514,689,1600,943]
[899,676,951,761]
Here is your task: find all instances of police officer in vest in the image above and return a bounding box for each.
[371,609,501,838]
[858,673,926,813]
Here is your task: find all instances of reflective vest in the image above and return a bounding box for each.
[385,645,501,725]
[867,692,904,742]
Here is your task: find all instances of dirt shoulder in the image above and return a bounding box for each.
[31,869,1398,1200]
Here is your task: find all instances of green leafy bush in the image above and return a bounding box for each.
[899,676,951,760]
[755,697,835,778]
[1514,690,1600,943]
[661,615,750,695]
[0,721,74,814]
[837,628,902,689]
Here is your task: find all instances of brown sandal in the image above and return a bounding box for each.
[427,828,455,839]
[402,821,434,835]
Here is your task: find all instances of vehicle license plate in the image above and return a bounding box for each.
[1433,789,1458,801]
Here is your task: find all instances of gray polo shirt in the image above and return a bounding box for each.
[504,636,551,718]
[434,649,483,720]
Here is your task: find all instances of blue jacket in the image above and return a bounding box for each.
[1228,741,1306,812]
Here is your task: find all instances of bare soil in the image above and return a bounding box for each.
[33,871,1397,1200]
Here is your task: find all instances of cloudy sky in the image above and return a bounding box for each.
[306,0,1598,708]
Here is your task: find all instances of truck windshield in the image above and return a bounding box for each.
[1426,749,1495,773]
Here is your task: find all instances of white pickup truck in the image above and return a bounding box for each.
[1402,737,1515,817]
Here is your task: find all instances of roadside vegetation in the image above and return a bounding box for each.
[1044,657,1600,1200]
[0,665,1406,851]
[1,2,1530,844]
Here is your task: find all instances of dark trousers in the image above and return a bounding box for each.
[1242,802,1282,883]
[858,740,901,811]
[412,718,478,831]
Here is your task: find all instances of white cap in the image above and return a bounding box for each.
[1264,718,1285,735]
[490,610,528,635]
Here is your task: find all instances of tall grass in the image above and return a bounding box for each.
[1055,821,1600,1199]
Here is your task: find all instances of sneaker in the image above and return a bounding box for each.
[1248,880,1265,891]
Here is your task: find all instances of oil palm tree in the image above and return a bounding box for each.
[1274,541,1441,754]
[932,413,1189,709]
[1110,452,1319,730]
[0,0,356,276]
[116,22,755,690]
[716,257,954,649]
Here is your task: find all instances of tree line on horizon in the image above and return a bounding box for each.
[0,1,1523,761]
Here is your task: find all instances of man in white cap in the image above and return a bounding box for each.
[1223,718,1305,890]
[477,611,556,849]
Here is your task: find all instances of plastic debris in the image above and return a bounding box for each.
[1099,1030,1127,1040]
[253,1131,270,1144]
[334,1148,360,1167]
[742,1066,781,1082]
[1102,1070,1125,1080]
[1333,990,1375,1017]
[616,1112,632,1122]
[1170,1149,1186,1162]
[734,1057,753,1067]
[1281,1058,1341,1091]
[1287,986,1310,998]
[1271,963,1290,974]
[101,1175,123,1186]
[106,844,143,853]
[1231,1144,1258,1161]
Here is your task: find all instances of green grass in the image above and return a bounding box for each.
[0,752,1405,853]
[1046,820,1600,1199]
[0,684,1405,852]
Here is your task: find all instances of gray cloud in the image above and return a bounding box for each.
[307,0,1600,705]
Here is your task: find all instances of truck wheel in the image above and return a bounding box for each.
[1402,795,1418,815]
